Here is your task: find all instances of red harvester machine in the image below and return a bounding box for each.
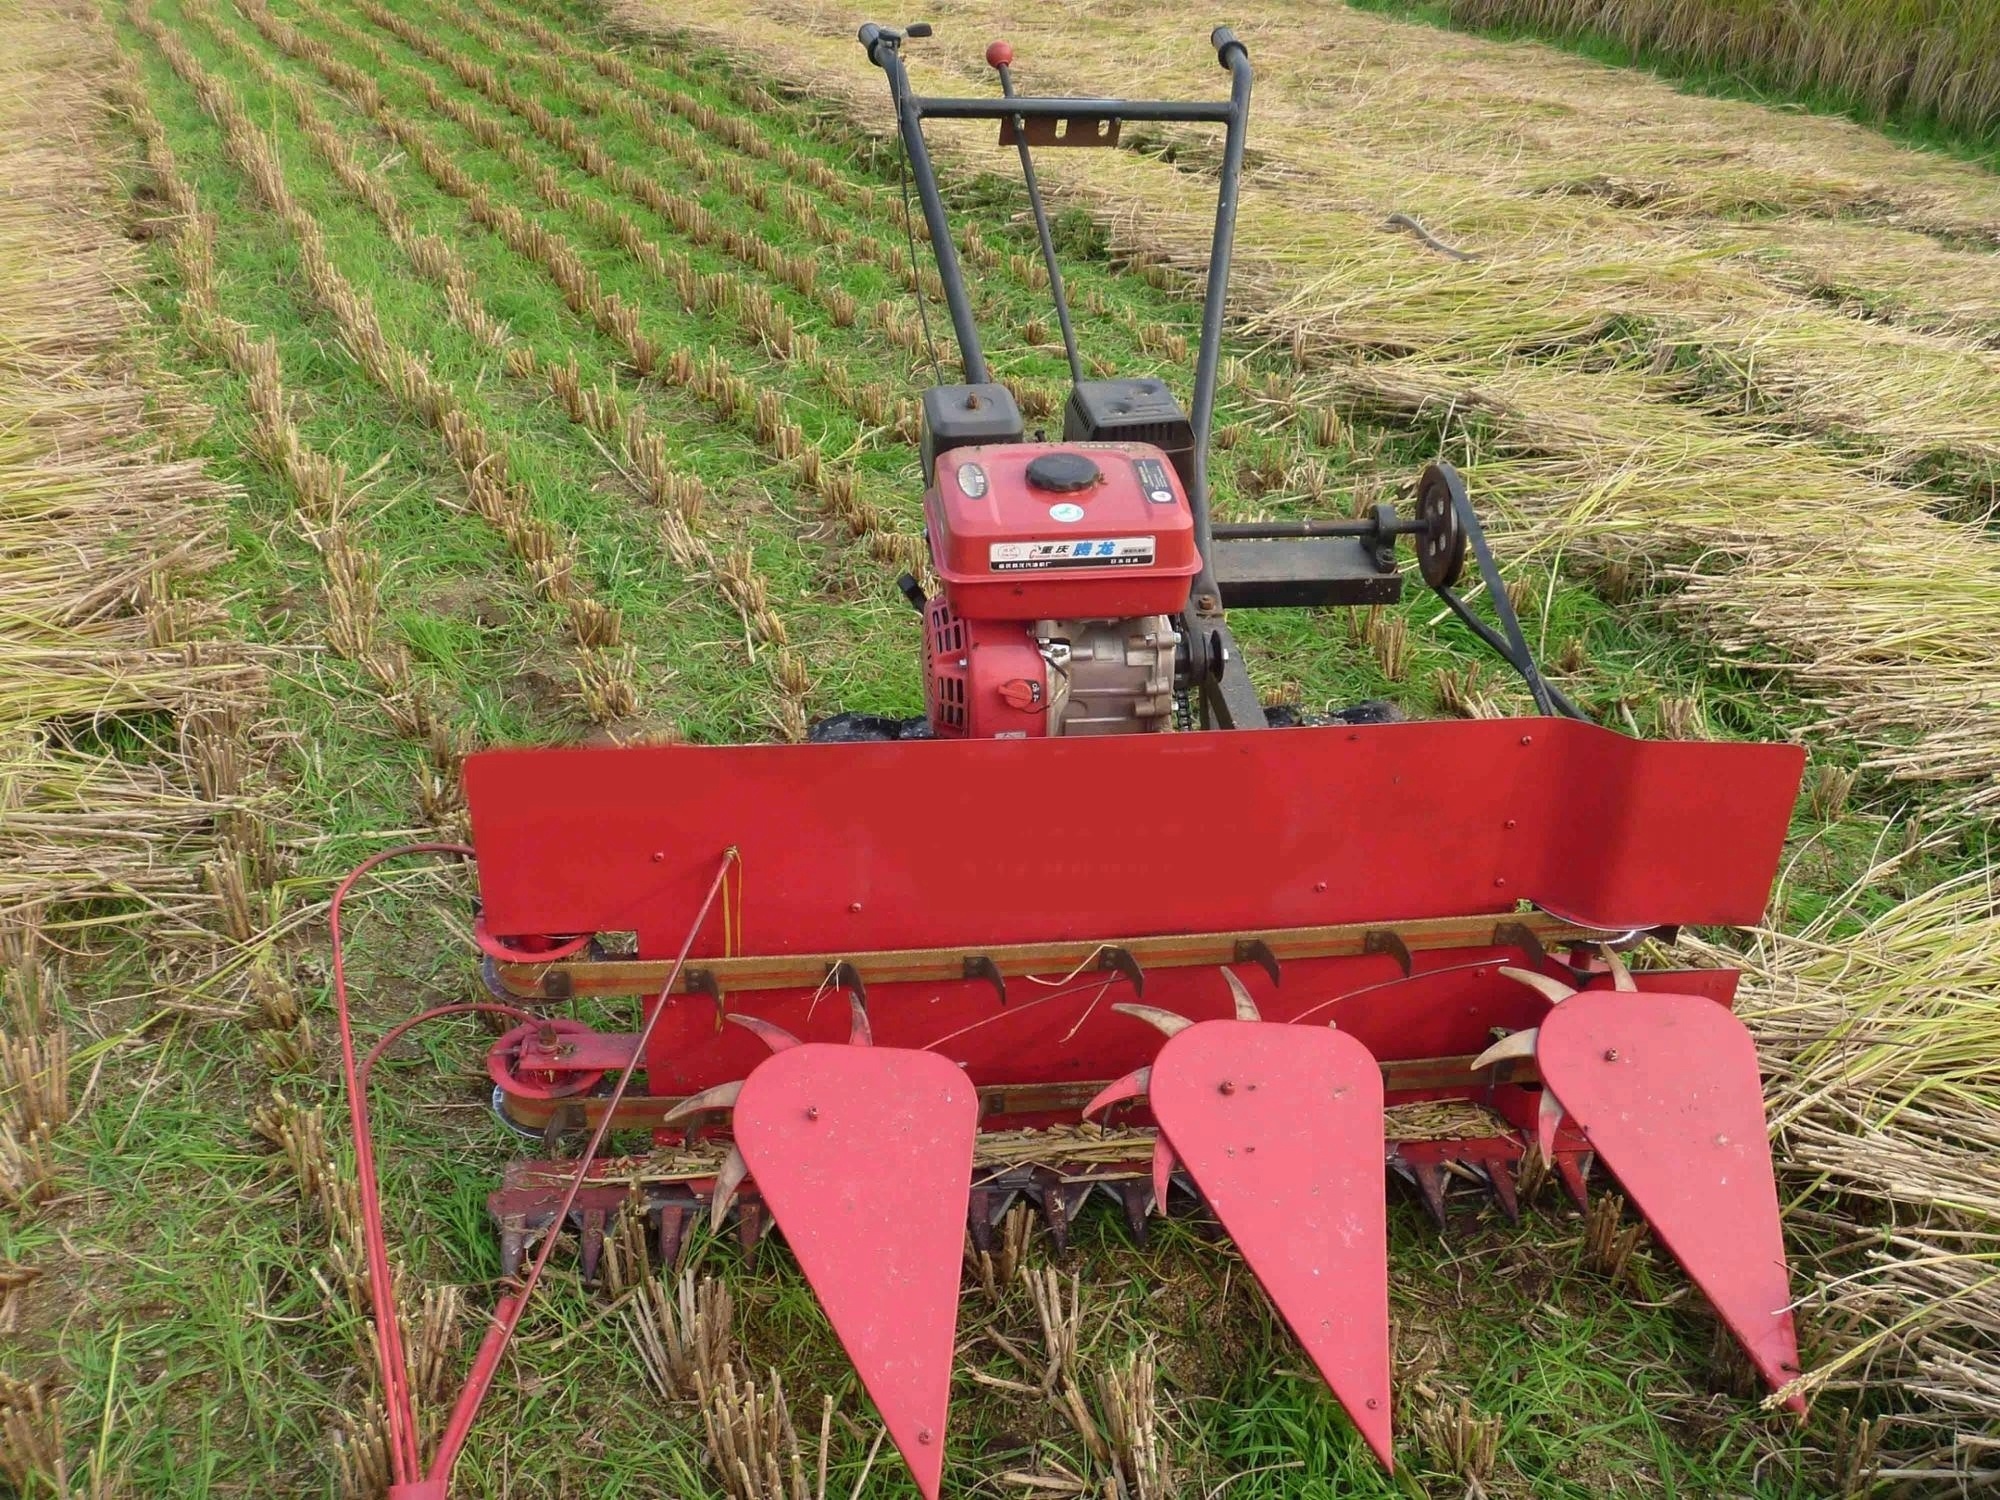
[334,23,1810,1498]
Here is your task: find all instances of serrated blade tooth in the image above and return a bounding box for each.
[848,992,872,1047]
[660,1079,744,1126]
[726,1013,803,1052]
[709,1144,748,1235]
[1222,968,1261,1022]
[1500,966,1578,1005]
[1082,1066,1151,1119]
[1536,1085,1565,1161]
[1470,1027,1539,1072]
[1112,1002,1192,1037]
[1599,944,1637,992]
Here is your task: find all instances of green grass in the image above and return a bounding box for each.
[3,0,1977,1492]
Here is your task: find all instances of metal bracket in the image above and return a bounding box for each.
[1098,946,1146,996]
[1362,929,1413,977]
[963,955,1007,1006]
[1232,938,1281,987]
[999,114,1121,148]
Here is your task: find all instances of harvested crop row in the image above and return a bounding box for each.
[224,30,911,633]
[106,29,567,1493]
[250,0,927,574]
[134,0,644,723]
[438,0,1256,426]
[187,0,819,739]
[103,73,411,1474]
[487,0,1235,412]
[311,0,962,447]
[127,60,480,828]
[295,0,931,404]
[444,0,1057,350]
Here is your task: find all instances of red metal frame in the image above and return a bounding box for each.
[452,719,1812,1485]
[487,954,1736,1118]
[463,720,1803,955]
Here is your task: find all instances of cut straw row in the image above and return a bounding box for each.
[216,0,828,734]
[0,2,266,1484]
[116,41,479,828]
[135,0,643,721]
[1691,868,2000,1465]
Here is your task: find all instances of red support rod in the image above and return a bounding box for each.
[328,842,475,1486]
[330,844,734,1495]
[421,846,739,1486]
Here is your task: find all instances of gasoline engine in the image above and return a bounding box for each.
[915,379,1201,736]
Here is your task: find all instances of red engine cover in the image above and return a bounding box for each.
[923,596,1048,738]
[924,442,1200,620]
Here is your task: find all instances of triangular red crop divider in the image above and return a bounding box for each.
[1149,1021,1393,1467]
[1538,991,1803,1408]
[734,1044,979,1498]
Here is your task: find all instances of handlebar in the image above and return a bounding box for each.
[863,20,1251,76]
[854,15,1254,560]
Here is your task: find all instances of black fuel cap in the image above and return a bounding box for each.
[1025,451,1101,493]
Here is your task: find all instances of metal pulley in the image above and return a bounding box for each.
[1415,461,1470,590]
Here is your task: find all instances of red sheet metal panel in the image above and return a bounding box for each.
[1537,990,1803,1407]
[1150,1022,1392,1465]
[463,720,1802,956]
[634,953,1739,1100]
[733,1044,977,1500]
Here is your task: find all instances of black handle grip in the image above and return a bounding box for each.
[1210,25,1247,68]
[858,21,884,57]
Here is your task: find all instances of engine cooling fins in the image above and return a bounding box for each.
[1479,962,1804,1410]
[733,1042,978,1500]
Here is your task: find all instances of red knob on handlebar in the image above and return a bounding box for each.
[985,39,1013,68]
